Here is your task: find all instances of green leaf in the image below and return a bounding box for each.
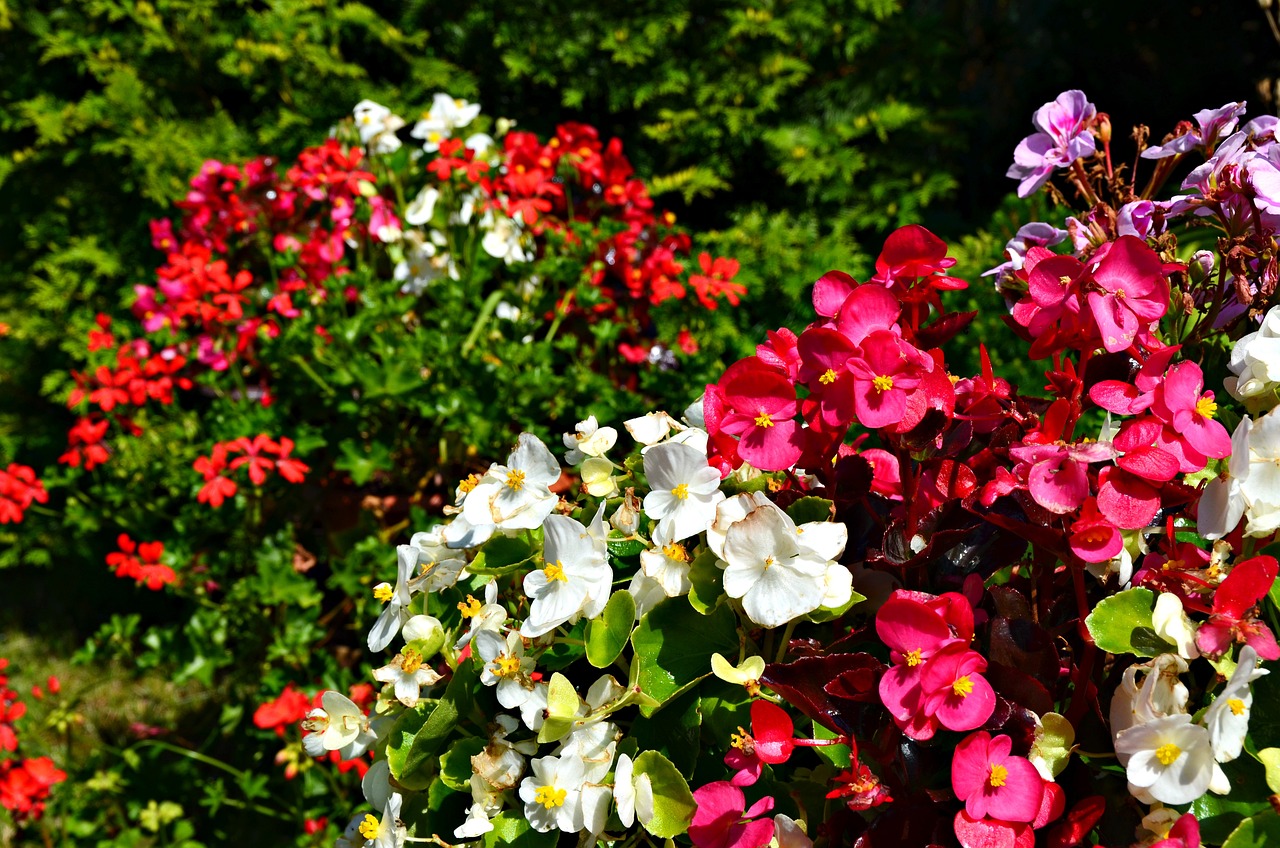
[537,672,581,744]
[1248,664,1280,750]
[629,689,702,774]
[632,750,696,838]
[1257,748,1280,794]
[805,587,865,623]
[631,600,738,716]
[1084,587,1173,657]
[586,589,636,668]
[482,811,558,848]
[387,660,477,789]
[440,737,487,791]
[1029,712,1074,779]
[1223,811,1280,848]
[812,720,850,768]
[1190,756,1274,842]
[688,548,725,615]
[334,438,392,486]
[469,535,535,575]
[608,536,648,559]
[785,496,833,525]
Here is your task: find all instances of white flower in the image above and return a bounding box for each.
[394,231,452,295]
[475,629,538,709]
[1152,593,1200,660]
[456,581,506,649]
[580,457,618,498]
[349,792,405,848]
[301,692,374,759]
[362,759,391,811]
[465,133,495,154]
[773,814,813,848]
[481,212,534,265]
[353,100,405,154]
[463,434,561,532]
[519,755,586,833]
[368,545,416,652]
[721,501,839,628]
[403,186,439,227]
[639,526,694,598]
[612,754,654,829]
[610,490,642,536]
[1110,654,1190,747]
[1240,410,1280,537]
[1200,417,1252,539]
[495,301,522,321]
[373,648,442,708]
[563,416,618,465]
[707,492,772,560]
[454,803,496,840]
[411,93,482,152]
[520,512,612,638]
[1226,305,1280,402]
[626,570,668,618]
[518,681,549,731]
[625,411,679,446]
[1204,645,1268,763]
[405,527,469,592]
[642,441,725,542]
[1115,714,1216,805]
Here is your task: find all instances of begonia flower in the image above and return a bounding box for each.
[846,330,931,430]
[520,511,612,638]
[462,433,560,532]
[643,441,725,542]
[688,781,775,848]
[1196,555,1280,659]
[715,358,804,470]
[1114,714,1215,805]
[1204,645,1267,763]
[951,731,1045,823]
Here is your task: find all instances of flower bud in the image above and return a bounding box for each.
[403,614,446,659]
[610,488,642,535]
[1097,112,1112,144]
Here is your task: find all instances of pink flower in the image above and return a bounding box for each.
[716,358,804,471]
[689,782,775,848]
[1197,555,1280,659]
[951,732,1045,824]
[1006,90,1097,198]
[797,328,858,427]
[847,331,931,430]
[1068,499,1123,563]
[1086,236,1170,353]
[724,701,795,786]
[1150,813,1201,848]
[1149,361,1232,462]
[1009,439,1112,515]
[919,645,995,732]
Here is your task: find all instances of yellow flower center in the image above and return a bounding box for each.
[754,411,775,428]
[458,595,482,617]
[358,813,380,839]
[988,763,1008,788]
[401,648,424,675]
[428,131,443,143]
[763,556,776,570]
[672,483,689,500]
[730,726,756,753]
[534,785,566,809]
[820,368,839,385]
[1155,743,1182,766]
[1196,396,1218,419]
[1229,698,1247,716]
[373,584,394,603]
[905,649,922,667]
[544,560,568,582]
[952,676,974,698]
[872,375,895,392]
[1058,275,1071,286]
[459,474,479,494]
[494,653,522,677]
[662,542,690,562]
[506,469,526,491]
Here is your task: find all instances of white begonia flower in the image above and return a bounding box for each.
[520,511,612,638]
[481,212,535,265]
[495,301,522,321]
[368,545,417,652]
[711,653,766,690]
[456,581,506,649]
[721,501,838,628]
[708,492,773,560]
[684,395,707,429]
[626,570,668,618]
[639,525,694,598]
[1115,713,1216,805]
[1200,417,1252,540]
[1226,305,1280,401]
[518,681,549,731]
[643,441,725,543]
[519,755,586,833]
[1241,410,1280,537]
[465,133,495,154]
[463,433,560,532]
[406,527,469,592]
[301,692,375,759]
[1152,593,1200,660]
[475,629,538,710]
[563,416,618,465]
[394,231,450,295]
[625,411,679,446]
[403,186,439,227]
[612,754,655,829]
[610,490,642,536]
[362,759,391,812]
[580,457,619,498]
[373,648,442,708]
[350,792,406,848]
[455,803,496,840]
[1204,645,1268,763]
[353,100,405,154]
[773,814,813,848]
[667,426,710,455]
[820,561,855,610]
[411,93,482,152]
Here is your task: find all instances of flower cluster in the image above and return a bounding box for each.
[106,534,178,590]
[194,435,309,508]
[254,682,376,780]
[0,659,66,823]
[0,463,47,525]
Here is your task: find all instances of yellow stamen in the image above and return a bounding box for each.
[820,368,839,385]
[543,560,568,582]
[1196,396,1218,419]
[730,726,755,753]
[534,786,566,809]
[754,412,775,428]
[373,584,394,603]
[494,654,522,677]
[459,474,479,494]
[662,542,690,562]
[458,595,482,617]
[671,483,689,500]
[358,813,380,839]
[1058,275,1071,286]
[1155,743,1182,766]
[952,676,974,698]
[1228,698,1246,716]
[905,649,922,667]
[506,469,526,491]
[401,649,424,675]
[762,556,776,570]
[988,764,1008,788]
[872,375,894,392]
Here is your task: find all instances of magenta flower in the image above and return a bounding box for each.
[716,357,804,471]
[919,644,996,732]
[1196,555,1280,660]
[1090,345,1180,415]
[1006,90,1097,197]
[1008,439,1112,515]
[1086,236,1170,354]
[1069,498,1123,563]
[756,328,802,380]
[724,701,796,787]
[951,732,1045,824]
[846,330,931,430]
[1095,466,1161,530]
[834,284,901,344]
[1150,813,1202,848]
[689,782,775,848]
[797,327,858,427]
[1149,361,1232,461]
[876,595,963,740]
[1142,102,1246,160]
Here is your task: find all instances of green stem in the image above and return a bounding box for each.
[461,289,506,356]
[290,355,336,396]
[774,620,798,664]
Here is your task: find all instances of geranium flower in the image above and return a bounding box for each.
[1006,90,1097,197]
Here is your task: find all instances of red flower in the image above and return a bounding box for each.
[724,701,796,786]
[0,465,48,525]
[689,253,746,309]
[106,534,177,590]
[1197,555,1280,659]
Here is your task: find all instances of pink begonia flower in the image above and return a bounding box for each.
[1149,361,1232,461]
[871,224,965,290]
[951,732,1046,824]
[1090,345,1180,416]
[846,330,931,430]
[1150,813,1202,848]
[1087,236,1170,354]
[1069,498,1124,563]
[797,328,858,427]
[918,644,996,732]
[811,270,858,319]
[1111,418,1180,484]
[861,449,902,500]
[875,593,973,740]
[724,701,795,786]
[756,328,802,381]
[689,782,775,848]
[1011,254,1089,348]
[835,284,901,344]
[1196,555,1280,660]
[1006,90,1097,198]
[716,357,804,471]
[1008,439,1113,515]
[1095,466,1161,530]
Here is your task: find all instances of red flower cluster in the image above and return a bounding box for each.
[0,660,66,823]
[106,534,178,590]
[0,464,48,525]
[194,435,309,508]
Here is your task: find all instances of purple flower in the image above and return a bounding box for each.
[1006,90,1097,198]
[1117,200,1159,239]
[982,222,1068,279]
[1142,101,1246,160]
